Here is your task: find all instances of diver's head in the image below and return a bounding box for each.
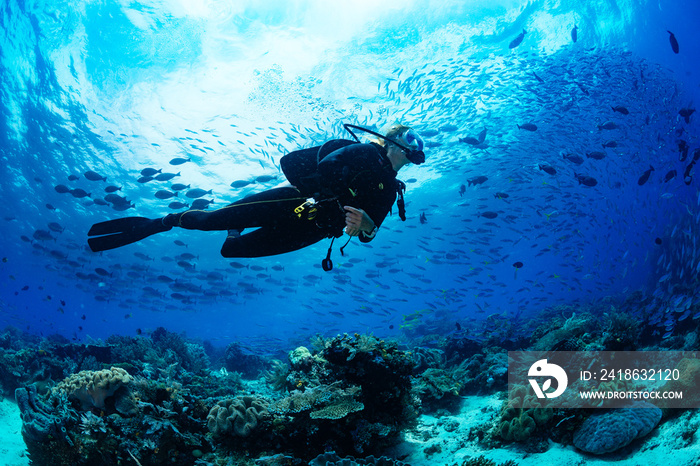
[380,123,426,166]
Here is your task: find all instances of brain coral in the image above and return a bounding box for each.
[573,401,662,454]
[54,366,132,410]
[207,395,269,437]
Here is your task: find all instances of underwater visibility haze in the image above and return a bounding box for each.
[1,0,700,463]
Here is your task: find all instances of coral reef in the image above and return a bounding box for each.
[573,402,662,454]
[207,395,269,437]
[53,366,132,410]
[497,385,553,442]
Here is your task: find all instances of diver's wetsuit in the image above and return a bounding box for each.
[168,141,400,257]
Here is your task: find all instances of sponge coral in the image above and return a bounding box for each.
[207,396,269,437]
[54,367,132,410]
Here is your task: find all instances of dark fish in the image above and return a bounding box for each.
[230,180,253,188]
[459,136,480,145]
[477,128,487,143]
[597,121,618,130]
[84,170,106,182]
[45,203,56,211]
[571,25,578,43]
[611,106,629,115]
[191,199,214,209]
[47,222,65,233]
[684,161,695,185]
[67,174,80,181]
[186,188,213,198]
[169,157,191,165]
[479,211,498,219]
[664,170,677,182]
[563,153,584,165]
[539,164,556,175]
[467,176,488,186]
[667,30,679,54]
[533,72,544,83]
[459,184,466,197]
[155,190,178,200]
[602,140,617,148]
[155,172,180,181]
[168,201,189,209]
[171,183,191,191]
[54,184,70,194]
[174,240,187,247]
[679,108,695,124]
[637,165,654,185]
[140,168,162,177]
[513,261,524,268]
[678,140,689,161]
[655,237,662,245]
[255,175,276,183]
[586,151,606,160]
[105,185,122,193]
[494,192,509,199]
[419,212,427,224]
[69,188,90,198]
[32,230,55,241]
[517,123,537,131]
[95,268,111,277]
[509,29,527,49]
[574,173,597,187]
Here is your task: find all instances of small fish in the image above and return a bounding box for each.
[69,188,90,198]
[664,170,677,182]
[168,201,189,209]
[186,188,213,198]
[255,175,277,183]
[191,199,214,209]
[155,190,178,200]
[67,174,80,181]
[494,192,509,199]
[597,121,618,130]
[571,25,578,43]
[171,183,191,191]
[509,29,527,49]
[513,261,524,268]
[155,172,180,182]
[655,237,662,245]
[47,222,65,233]
[419,212,427,224]
[533,72,544,83]
[478,211,498,219]
[667,30,679,54]
[84,170,107,182]
[574,173,597,187]
[459,184,466,197]
[467,176,488,186]
[459,136,481,145]
[54,184,70,194]
[105,185,122,193]
[230,180,253,188]
[586,151,606,160]
[602,140,618,148]
[563,153,584,165]
[637,165,655,186]
[517,123,537,131]
[611,106,629,115]
[539,164,556,175]
[169,157,191,165]
[140,168,162,177]
[679,108,695,124]
[678,140,689,161]
[45,203,56,211]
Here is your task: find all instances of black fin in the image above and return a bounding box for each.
[87,217,170,252]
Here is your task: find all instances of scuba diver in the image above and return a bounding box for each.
[87,123,425,270]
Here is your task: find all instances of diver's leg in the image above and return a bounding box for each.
[220,222,328,258]
[163,187,307,231]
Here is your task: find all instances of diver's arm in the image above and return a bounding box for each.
[343,206,376,237]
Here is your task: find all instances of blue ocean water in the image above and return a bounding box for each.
[0,0,698,353]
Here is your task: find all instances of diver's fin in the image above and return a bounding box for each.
[87,217,171,252]
[87,216,153,237]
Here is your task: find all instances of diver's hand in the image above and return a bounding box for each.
[343,206,374,237]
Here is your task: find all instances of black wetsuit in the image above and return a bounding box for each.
[170,141,401,257]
